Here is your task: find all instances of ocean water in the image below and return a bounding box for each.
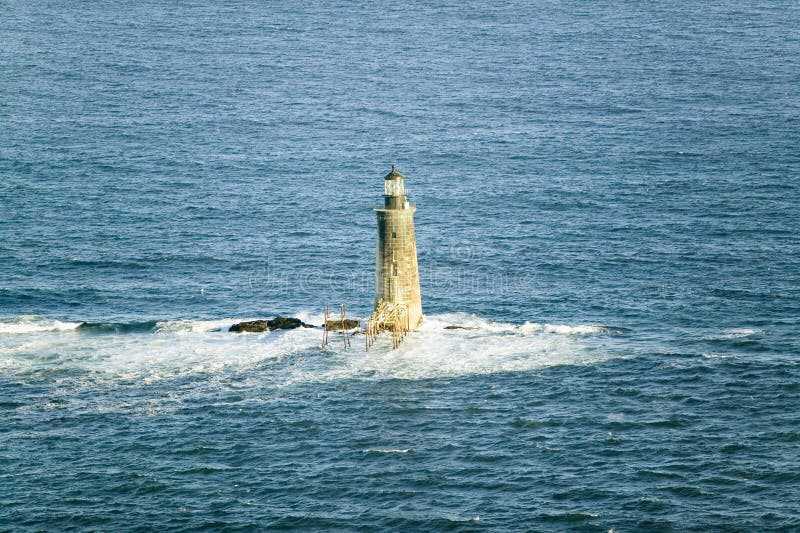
[2,0,799,530]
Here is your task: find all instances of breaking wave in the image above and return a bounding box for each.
[0,315,82,334]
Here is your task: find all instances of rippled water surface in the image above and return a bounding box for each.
[2,0,799,530]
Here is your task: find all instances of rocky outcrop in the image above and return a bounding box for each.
[267,316,312,330]
[229,320,269,333]
[229,316,314,333]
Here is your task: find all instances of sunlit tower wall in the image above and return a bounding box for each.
[374,166,423,330]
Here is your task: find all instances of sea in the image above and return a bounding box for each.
[1,1,799,530]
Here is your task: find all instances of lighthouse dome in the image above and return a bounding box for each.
[384,165,404,180]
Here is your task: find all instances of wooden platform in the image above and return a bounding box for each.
[324,319,360,331]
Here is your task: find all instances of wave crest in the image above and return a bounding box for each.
[0,315,82,334]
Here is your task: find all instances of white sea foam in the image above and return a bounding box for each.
[153,318,246,334]
[0,312,622,384]
[701,352,734,359]
[284,313,619,383]
[363,448,410,454]
[543,324,608,335]
[437,314,610,336]
[718,328,763,339]
[703,328,763,340]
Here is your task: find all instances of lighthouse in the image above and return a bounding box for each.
[366,166,422,347]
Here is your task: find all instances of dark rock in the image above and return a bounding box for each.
[444,325,478,330]
[229,316,315,333]
[229,320,268,333]
[267,316,310,330]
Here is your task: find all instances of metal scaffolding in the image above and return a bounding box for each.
[366,299,410,350]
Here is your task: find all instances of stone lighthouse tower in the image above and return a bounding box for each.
[368,166,423,339]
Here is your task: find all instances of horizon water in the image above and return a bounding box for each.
[2,0,800,530]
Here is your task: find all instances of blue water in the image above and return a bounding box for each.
[2,1,800,530]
